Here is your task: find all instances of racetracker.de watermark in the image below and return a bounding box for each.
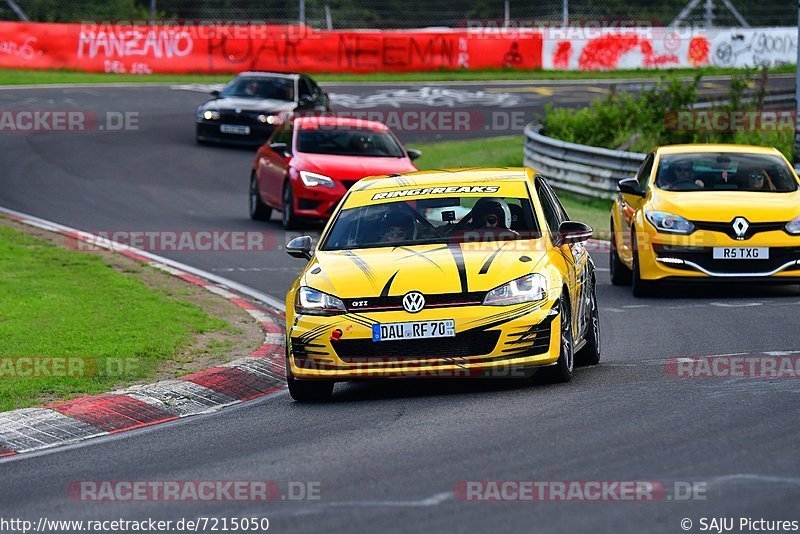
[68,480,321,502]
[291,110,531,133]
[665,110,796,133]
[454,480,707,502]
[69,230,278,253]
[0,356,142,379]
[0,111,138,132]
[665,355,800,378]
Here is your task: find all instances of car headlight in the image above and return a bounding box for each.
[257,114,279,125]
[295,287,347,316]
[786,216,800,235]
[300,171,336,188]
[645,211,695,234]
[483,274,548,306]
[202,110,220,121]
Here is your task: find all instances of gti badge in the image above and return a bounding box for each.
[402,291,425,313]
[731,217,750,239]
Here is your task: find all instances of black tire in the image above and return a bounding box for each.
[286,344,334,402]
[282,181,299,230]
[288,376,334,402]
[249,173,272,221]
[609,218,632,286]
[576,277,601,366]
[195,125,209,145]
[542,292,574,383]
[631,232,656,298]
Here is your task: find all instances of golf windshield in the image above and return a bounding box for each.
[321,196,541,250]
[656,153,798,192]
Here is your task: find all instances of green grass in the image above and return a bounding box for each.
[0,65,792,85]
[413,135,611,235]
[0,224,225,411]
[413,135,524,170]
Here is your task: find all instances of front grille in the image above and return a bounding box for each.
[217,110,258,124]
[344,292,486,312]
[332,330,501,363]
[298,199,320,210]
[691,220,788,240]
[653,245,800,274]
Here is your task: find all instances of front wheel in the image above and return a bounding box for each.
[282,181,299,230]
[576,278,601,366]
[288,377,334,402]
[632,232,656,298]
[609,217,632,286]
[542,293,574,383]
[249,173,272,221]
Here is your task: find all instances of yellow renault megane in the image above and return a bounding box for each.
[610,144,800,297]
[283,168,600,401]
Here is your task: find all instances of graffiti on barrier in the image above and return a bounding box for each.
[544,28,796,70]
[712,30,797,68]
[0,36,38,61]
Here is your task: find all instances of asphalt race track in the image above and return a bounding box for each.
[1,77,799,533]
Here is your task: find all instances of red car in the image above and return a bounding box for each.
[249,116,420,229]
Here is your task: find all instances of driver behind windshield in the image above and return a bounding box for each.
[243,80,261,97]
[661,158,705,190]
[379,211,415,243]
[466,199,518,239]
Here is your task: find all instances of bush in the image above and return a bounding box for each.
[542,70,794,160]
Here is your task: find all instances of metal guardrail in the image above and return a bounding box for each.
[523,122,645,200]
[524,89,797,199]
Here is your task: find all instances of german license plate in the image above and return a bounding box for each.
[712,247,769,260]
[220,124,250,135]
[372,320,455,342]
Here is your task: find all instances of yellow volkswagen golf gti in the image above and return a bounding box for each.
[610,144,800,297]
[283,168,600,401]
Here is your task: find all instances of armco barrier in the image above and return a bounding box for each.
[523,122,645,200]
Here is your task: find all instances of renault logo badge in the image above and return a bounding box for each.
[731,217,750,239]
[402,292,425,313]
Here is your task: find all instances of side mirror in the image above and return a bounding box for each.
[618,177,644,197]
[269,142,290,157]
[555,221,593,246]
[286,236,313,260]
[298,95,316,107]
[407,148,422,161]
[210,89,220,98]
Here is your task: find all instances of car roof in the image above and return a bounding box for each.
[236,71,301,80]
[655,144,782,156]
[357,168,534,189]
[294,116,389,131]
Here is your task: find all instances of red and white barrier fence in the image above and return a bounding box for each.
[0,23,795,74]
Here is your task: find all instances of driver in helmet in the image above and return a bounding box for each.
[379,210,415,243]
[469,199,518,238]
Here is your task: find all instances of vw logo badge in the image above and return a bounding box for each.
[732,217,750,239]
[402,291,425,313]
[235,107,242,114]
